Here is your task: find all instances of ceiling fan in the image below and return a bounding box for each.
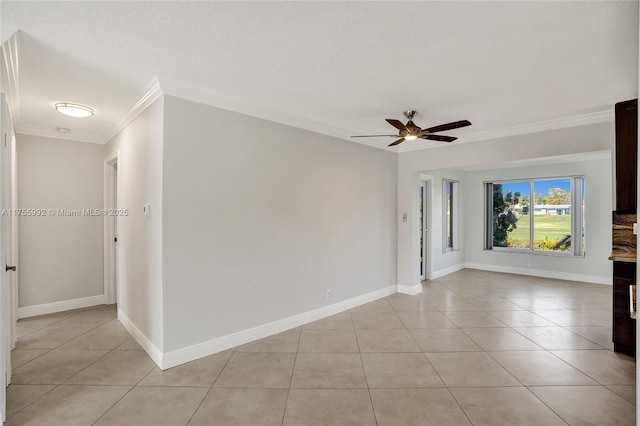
[352,111,471,147]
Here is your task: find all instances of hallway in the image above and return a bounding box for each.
[5,269,637,425]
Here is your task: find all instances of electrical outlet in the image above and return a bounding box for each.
[325,289,332,301]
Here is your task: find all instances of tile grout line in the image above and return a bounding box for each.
[278,324,303,426]
[15,307,91,339]
[544,349,624,387]
[184,348,238,425]
[352,309,379,426]
[16,315,115,353]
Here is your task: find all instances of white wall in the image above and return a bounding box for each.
[161,95,397,352]
[17,134,104,307]
[104,97,164,352]
[463,156,612,283]
[398,121,615,287]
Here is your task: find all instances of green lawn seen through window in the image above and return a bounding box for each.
[506,214,571,251]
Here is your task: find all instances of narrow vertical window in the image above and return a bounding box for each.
[443,179,458,252]
[419,184,424,277]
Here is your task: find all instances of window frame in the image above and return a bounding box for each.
[484,175,584,257]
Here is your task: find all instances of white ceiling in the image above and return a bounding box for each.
[1,1,638,151]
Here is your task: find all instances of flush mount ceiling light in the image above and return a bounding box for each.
[54,102,94,118]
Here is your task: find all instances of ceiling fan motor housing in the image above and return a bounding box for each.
[405,122,420,136]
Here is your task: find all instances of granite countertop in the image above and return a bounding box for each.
[609,249,637,262]
[610,212,637,262]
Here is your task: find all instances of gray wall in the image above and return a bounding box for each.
[17,134,104,307]
[105,97,164,351]
[161,95,397,352]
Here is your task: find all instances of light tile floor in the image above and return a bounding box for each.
[6,269,637,425]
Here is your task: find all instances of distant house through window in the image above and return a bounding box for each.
[484,177,584,256]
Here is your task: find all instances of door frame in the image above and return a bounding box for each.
[420,175,434,281]
[103,151,119,305]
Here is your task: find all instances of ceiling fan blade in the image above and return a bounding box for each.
[351,135,399,138]
[423,134,457,142]
[388,138,406,147]
[423,120,472,133]
[386,119,408,132]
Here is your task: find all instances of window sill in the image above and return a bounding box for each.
[489,247,584,258]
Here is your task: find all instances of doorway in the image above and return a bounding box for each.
[103,152,119,305]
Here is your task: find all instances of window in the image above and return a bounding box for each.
[420,183,424,277]
[443,179,459,252]
[484,176,584,256]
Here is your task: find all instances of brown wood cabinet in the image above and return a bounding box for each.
[613,261,635,356]
[612,99,637,357]
[615,100,637,211]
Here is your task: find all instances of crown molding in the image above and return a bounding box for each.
[17,124,103,144]
[1,31,22,129]
[12,76,163,145]
[101,77,163,143]
[99,77,615,152]
[395,110,615,153]
[157,77,355,142]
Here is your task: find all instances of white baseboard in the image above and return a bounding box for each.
[161,285,397,370]
[464,262,612,285]
[17,295,105,319]
[397,284,422,295]
[117,309,163,368]
[432,263,466,279]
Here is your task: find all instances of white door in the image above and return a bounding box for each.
[0,93,14,423]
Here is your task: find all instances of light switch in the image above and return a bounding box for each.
[634,223,637,235]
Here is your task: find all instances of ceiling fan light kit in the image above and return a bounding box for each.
[351,110,471,147]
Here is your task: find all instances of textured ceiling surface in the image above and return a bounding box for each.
[1,1,638,150]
